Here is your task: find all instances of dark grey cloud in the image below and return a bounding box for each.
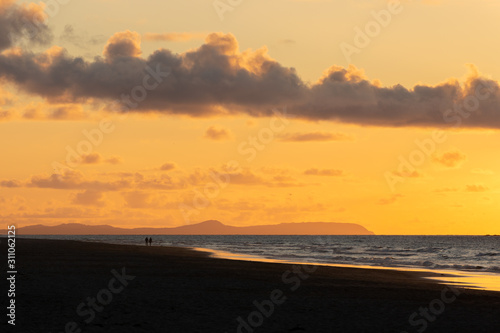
[1,6,500,129]
[0,30,305,113]
[0,0,52,51]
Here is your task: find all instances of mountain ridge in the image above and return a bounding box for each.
[4,220,375,235]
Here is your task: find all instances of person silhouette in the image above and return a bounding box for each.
[145,237,148,246]
[149,237,152,246]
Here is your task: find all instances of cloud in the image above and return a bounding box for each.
[216,199,261,212]
[72,189,105,207]
[81,153,101,164]
[450,204,463,208]
[432,150,467,168]
[0,0,52,51]
[434,187,458,193]
[186,167,304,188]
[103,30,142,62]
[471,168,495,175]
[59,25,107,50]
[1,166,306,193]
[3,27,500,128]
[106,156,123,165]
[0,110,11,121]
[0,31,301,114]
[79,153,123,165]
[20,102,92,120]
[232,170,305,187]
[142,32,206,42]
[279,39,296,45]
[123,191,160,209]
[212,169,264,186]
[160,162,177,171]
[18,206,101,219]
[48,104,85,120]
[204,126,232,141]
[303,168,344,176]
[391,170,424,178]
[465,184,489,192]
[0,179,22,188]
[0,194,26,209]
[22,106,40,119]
[27,170,130,191]
[0,84,15,106]
[377,194,403,205]
[115,172,182,190]
[278,131,353,142]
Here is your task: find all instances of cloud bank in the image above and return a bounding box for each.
[1,0,500,129]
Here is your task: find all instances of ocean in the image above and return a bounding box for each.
[21,234,500,274]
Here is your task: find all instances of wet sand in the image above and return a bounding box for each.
[4,238,500,332]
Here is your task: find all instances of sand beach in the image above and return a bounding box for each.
[3,238,500,332]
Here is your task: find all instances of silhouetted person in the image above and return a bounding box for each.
[145,237,148,246]
[149,237,152,246]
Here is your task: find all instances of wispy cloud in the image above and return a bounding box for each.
[142,32,206,42]
[204,126,232,141]
[278,132,353,142]
[303,168,344,176]
[432,150,467,168]
[80,153,123,165]
[71,189,106,207]
[160,162,177,171]
[377,194,403,205]
[465,184,489,192]
[471,168,495,175]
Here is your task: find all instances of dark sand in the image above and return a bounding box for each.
[3,239,500,332]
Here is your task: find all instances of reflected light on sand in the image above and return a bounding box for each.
[193,247,500,292]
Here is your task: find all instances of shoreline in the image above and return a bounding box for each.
[13,234,500,292]
[196,246,500,292]
[6,238,500,332]
[16,234,500,279]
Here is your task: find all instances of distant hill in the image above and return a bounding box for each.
[4,220,374,235]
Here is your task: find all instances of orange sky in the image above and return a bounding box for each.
[1,0,500,234]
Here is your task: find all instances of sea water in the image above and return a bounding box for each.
[21,235,500,274]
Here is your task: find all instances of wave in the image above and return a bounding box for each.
[23,234,500,275]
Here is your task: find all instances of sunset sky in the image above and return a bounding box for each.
[1,0,500,234]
